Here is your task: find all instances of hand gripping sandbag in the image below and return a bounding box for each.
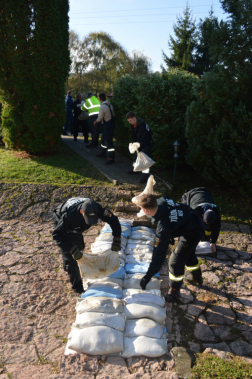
[77,249,119,280]
[129,142,140,154]
[132,175,156,205]
[133,151,156,172]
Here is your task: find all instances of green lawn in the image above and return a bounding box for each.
[0,142,110,186]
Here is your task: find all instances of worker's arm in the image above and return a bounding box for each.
[81,100,89,111]
[97,204,121,238]
[95,106,105,123]
[210,212,221,244]
[138,122,151,151]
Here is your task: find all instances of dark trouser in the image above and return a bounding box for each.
[169,230,202,290]
[64,111,74,134]
[73,117,89,141]
[89,115,101,146]
[53,213,84,293]
[100,119,115,159]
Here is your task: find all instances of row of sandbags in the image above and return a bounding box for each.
[65,221,168,357]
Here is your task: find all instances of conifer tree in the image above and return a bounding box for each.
[0,0,70,154]
[162,5,197,72]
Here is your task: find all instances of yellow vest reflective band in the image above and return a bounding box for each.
[169,272,184,281]
[185,263,200,271]
[205,230,211,236]
[81,96,100,116]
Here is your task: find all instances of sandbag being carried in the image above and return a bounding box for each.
[124,293,165,308]
[76,297,124,314]
[124,318,164,339]
[123,274,161,290]
[196,241,212,255]
[78,249,119,280]
[68,326,124,355]
[132,175,156,204]
[133,152,156,172]
[122,336,167,358]
[124,302,166,324]
[74,312,126,332]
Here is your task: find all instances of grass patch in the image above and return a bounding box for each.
[0,142,110,186]
[192,354,252,379]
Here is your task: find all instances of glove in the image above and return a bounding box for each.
[140,275,151,290]
[111,237,121,251]
[70,245,83,260]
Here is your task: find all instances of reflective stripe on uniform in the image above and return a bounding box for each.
[107,148,115,151]
[101,144,107,148]
[89,111,99,116]
[169,272,184,281]
[86,104,100,109]
[185,263,200,271]
[205,231,211,235]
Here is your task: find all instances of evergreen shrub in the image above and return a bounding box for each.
[0,0,70,154]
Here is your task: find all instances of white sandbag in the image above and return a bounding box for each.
[119,252,126,261]
[133,151,156,172]
[74,312,126,332]
[124,293,165,308]
[68,326,124,355]
[65,342,78,356]
[127,243,153,250]
[122,336,167,358]
[125,257,151,265]
[124,318,164,339]
[129,142,140,154]
[131,226,154,233]
[123,274,161,290]
[125,247,153,256]
[123,288,161,298]
[196,241,212,255]
[88,281,122,291]
[130,232,154,241]
[127,238,154,246]
[83,277,123,288]
[124,302,166,324]
[78,249,119,280]
[132,175,156,204]
[76,297,124,314]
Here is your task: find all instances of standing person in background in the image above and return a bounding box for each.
[81,92,101,148]
[95,93,116,164]
[73,93,89,143]
[63,90,74,136]
[181,187,221,253]
[126,111,154,183]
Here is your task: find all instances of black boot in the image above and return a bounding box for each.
[165,287,181,302]
[186,268,203,285]
[138,173,150,183]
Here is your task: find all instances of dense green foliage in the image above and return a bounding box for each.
[0,0,70,154]
[112,70,198,168]
[186,0,252,195]
[67,31,152,96]
[192,354,252,379]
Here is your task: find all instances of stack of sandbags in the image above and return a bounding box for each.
[196,241,212,255]
[65,219,132,356]
[122,226,168,358]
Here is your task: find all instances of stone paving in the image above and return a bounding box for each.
[0,183,252,378]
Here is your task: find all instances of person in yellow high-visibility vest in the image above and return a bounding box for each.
[81,92,101,148]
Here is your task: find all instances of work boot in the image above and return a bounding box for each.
[138,173,150,183]
[127,168,139,174]
[105,158,115,164]
[165,287,180,302]
[186,269,203,285]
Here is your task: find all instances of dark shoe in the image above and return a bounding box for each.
[138,173,150,183]
[105,158,115,164]
[165,287,180,302]
[96,152,106,157]
[127,168,139,174]
[186,269,203,285]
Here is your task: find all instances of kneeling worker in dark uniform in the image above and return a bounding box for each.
[137,194,205,302]
[181,187,221,254]
[52,198,121,294]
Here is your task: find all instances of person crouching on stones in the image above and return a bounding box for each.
[52,197,121,294]
[137,194,205,302]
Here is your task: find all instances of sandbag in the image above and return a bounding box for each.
[122,336,167,358]
[74,312,126,332]
[196,241,212,255]
[101,219,132,239]
[83,277,123,289]
[127,239,154,246]
[129,142,140,154]
[132,175,156,203]
[131,226,154,234]
[109,265,125,279]
[123,288,161,297]
[124,302,166,324]
[125,247,153,256]
[124,293,165,308]
[133,151,156,172]
[130,232,154,241]
[78,249,119,280]
[68,326,124,355]
[126,243,153,250]
[81,282,123,299]
[125,263,150,274]
[125,257,151,265]
[123,274,161,290]
[124,318,164,339]
[76,297,124,314]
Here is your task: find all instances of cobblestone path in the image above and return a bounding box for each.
[0,183,251,378]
